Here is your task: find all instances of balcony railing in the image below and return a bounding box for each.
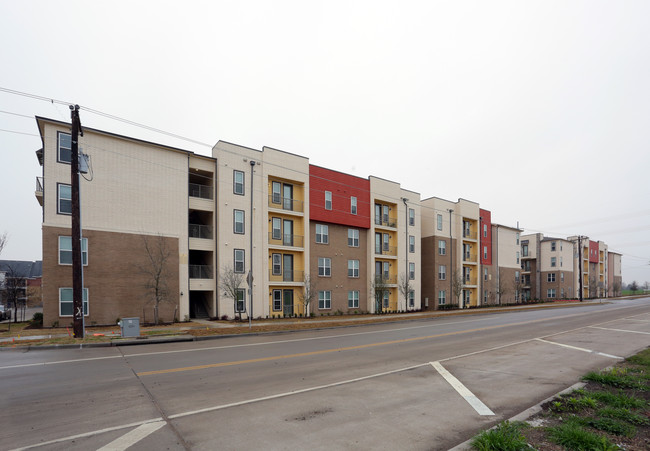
[374,217,398,228]
[189,224,213,239]
[269,270,304,283]
[189,183,213,200]
[374,275,397,285]
[268,233,304,248]
[374,245,397,256]
[36,177,43,193]
[463,252,478,262]
[268,195,304,213]
[189,265,213,279]
[463,230,477,240]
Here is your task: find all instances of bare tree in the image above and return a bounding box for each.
[512,276,524,303]
[588,276,597,299]
[0,232,7,256]
[495,273,509,305]
[219,265,246,321]
[370,273,390,313]
[398,273,411,312]
[630,281,639,293]
[451,270,464,308]
[611,280,621,297]
[297,274,317,317]
[2,264,26,324]
[140,235,171,325]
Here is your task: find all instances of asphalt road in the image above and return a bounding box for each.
[3,298,650,451]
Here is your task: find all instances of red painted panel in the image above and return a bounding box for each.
[589,240,599,263]
[309,165,370,228]
[479,209,492,266]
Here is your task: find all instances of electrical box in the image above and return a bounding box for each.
[119,317,140,338]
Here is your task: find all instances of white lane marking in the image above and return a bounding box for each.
[96,420,166,451]
[168,362,429,419]
[430,361,494,416]
[589,326,650,335]
[0,355,124,370]
[535,338,622,359]
[9,418,163,451]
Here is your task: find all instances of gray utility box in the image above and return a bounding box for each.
[119,317,140,338]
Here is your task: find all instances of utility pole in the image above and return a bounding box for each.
[70,105,84,338]
[402,197,409,311]
[248,159,256,329]
[578,236,583,302]
[448,208,454,308]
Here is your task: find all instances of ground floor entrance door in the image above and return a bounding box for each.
[283,289,294,316]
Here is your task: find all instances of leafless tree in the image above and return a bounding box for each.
[140,235,171,325]
[2,264,26,324]
[297,274,317,317]
[451,270,464,308]
[495,273,508,305]
[611,280,621,297]
[370,273,390,313]
[0,232,7,256]
[219,265,246,320]
[398,273,411,311]
[512,275,524,303]
[589,276,598,299]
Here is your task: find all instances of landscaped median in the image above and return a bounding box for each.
[468,348,650,450]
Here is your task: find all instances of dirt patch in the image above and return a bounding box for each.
[289,407,334,422]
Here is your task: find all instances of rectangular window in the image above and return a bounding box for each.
[348,260,360,278]
[484,268,488,281]
[234,249,245,273]
[374,203,381,225]
[516,251,520,264]
[409,262,415,280]
[348,229,359,247]
[515,270,520,280]
[382,291,390,309]
[547,273,556,282]
[319,290,331,309]
[516,233,520,245]
[438,265,446,280]
[437,214,443,231]
[551,241,556,251]
[272,217,282,240]
[409,235,415,253]
[382,205,389,225]
[234,210,245,234]
[57,132,72,163]
[272,253,281,275]
[348,290,359,308]
[484,290,488,303]
[325,191,332,210]
[351,196,357,215]
[409,208,415,226]
[272,181,281,204]
[316,224,329,244]
[561,273,564,282]
[58,236,88,265]
[551,257,557,267]
[59,287,88,317]
[560,257,563,267]
[561,288,565,298]
[408,290,415,307]
[438,240,446,255]
[235,289,246,312]
[382,233,389,252]
[483,224,487,237]
[318,257,331,277]
[438,290,446,305]
[547,288,556,299]
[233,170,244,195]
[483,246,488,259]
[522,244,529,257]
[273,290,282,311]
[57,183,72,215]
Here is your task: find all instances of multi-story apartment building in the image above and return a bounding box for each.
[485,223,522,305]
[607,251,622,296]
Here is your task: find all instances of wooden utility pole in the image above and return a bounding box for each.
[70,105,84,338]
[578,236,583,302]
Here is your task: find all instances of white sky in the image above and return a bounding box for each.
[1,1,649,284]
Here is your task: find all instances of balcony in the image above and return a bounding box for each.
[269,270,304,283]
[463,252,478,263]
[269,195,304,213]
[189,183,213,200]
[35,177,43,206]
[189,265,213,279]
[463,230,477,240]
[189,224,213,240]
[374,217,398,228]
[463,275,478,286]
[374,275,397,285]
[268,233,304,248]
[374,245,397,256]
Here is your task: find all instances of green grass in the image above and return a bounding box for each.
[587,417,636,437]
[548,417,620,450]
[470,421,530,451]
[598,406,649,426]
[626,348,650,367]
[587,390,647,409]
[583,368,648,390]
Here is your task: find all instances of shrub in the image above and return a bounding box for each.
[31,312,43,326]
[220,315,229,321]
[470,421,528,451]
[549,418,619,450]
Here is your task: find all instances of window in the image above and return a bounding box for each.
[560,257,563,267]
[409,262,415,280]
[58,236,88,265]
[516,251,520,264]
[272,253,281,275]
[551,257,557,267]
[57,132,72,163]
[318,257,331,277]
[351,196,357,215]
[234,249,245,273]
[438,290,446,305]
[233,210,245,234]
[235,289,246,312]
[272,217,281,240]
[438,240,446,255]
[483,224,487,237]
[233,170,244,195]
[547,288,556,299]
[561,273,564,282]
[438,265,446,280]
[325,191,332,210]
[59,287,88,316]
[272,181,281,204]
[348,290,359,308]
[382,291,390,309]
[348,260,360,278]
[483,246,488,259]
[408,290,415,307]
[409,208,415,226]
[319,290,331,309]
[484,290,488,303]
[484,268,488,281]
[57,183,72,215]
[382,233,389,252]
[561,288,565,298]
[515,270,520,281]
[522,244,529,257]
[348,229,359,247]
[547,273,556,282]
[409,235,415,253]
[273,290,282,311]
[551,241,556,251]
[516,233,520,245]
[437,214,443,231]
[315,224,329,244]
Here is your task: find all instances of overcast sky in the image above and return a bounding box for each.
[1,1,649,284]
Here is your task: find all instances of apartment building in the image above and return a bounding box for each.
[607,251,623,296]
[486,224,522,305]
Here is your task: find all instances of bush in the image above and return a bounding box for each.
[31,312,43,326]
[470,421,528,451]
[220,315,229,321]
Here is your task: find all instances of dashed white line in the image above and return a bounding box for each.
[589,326,650,335]
[430,361,494,416]
[535,338,622,359]
[96,420,166,451]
